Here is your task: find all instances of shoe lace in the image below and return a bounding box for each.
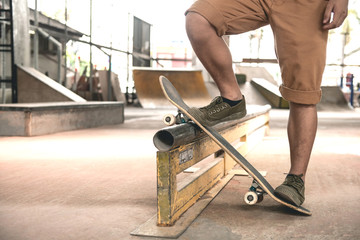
[285,174,304,191]
[200,96,224,110]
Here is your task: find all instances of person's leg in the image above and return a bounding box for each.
[269,0,328,206]
[287,102,318,182]
[184,0,269,126]
[185,12,242,101]
[274,103,317,206]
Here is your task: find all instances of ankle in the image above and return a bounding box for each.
[222,97,242,107]
[220,92,243,101]
[288,173,305,182]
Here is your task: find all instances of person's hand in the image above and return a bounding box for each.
[323,0,349,30]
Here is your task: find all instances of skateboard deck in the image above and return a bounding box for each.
[159,76,311,216]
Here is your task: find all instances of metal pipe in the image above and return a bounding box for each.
[93,44,112,101]
[108,52,112,101]
[153,105,271,151]
[64,0,68,86]
[37,28,62,83]
[153,122,200,152]
[33,0,39,69]
[89,0,93,99]
[126,12,131,98]
[9,0,17,103]
[107,42,113,101]
[1,0,6,103]
[340,33,346,88]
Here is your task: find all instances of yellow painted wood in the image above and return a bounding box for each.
[156,111,271,226]
[175,114,269,174]
[157,151,177,226]
[170,158,224,224]
[175,138,220,174]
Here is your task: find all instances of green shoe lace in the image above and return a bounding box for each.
[283,174,304,192]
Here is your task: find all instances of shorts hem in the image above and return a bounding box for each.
[279,85,322,105]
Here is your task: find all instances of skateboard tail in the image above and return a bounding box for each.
[159,76,190,111]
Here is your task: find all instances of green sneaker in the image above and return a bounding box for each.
[274,174,305,207]
[188,96,247,126]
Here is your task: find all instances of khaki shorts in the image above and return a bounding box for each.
[186,0,329,104]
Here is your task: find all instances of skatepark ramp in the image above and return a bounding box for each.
[0,102,124,136]
[318,86,351,111]
[17,65,85,103]
[0,66,125,136]
[132,105,271,238]
[250,79,351,110]
[251,78,289,109]
[133,68,211,108]
[235,66,278,86]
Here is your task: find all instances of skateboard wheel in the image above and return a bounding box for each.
[163,114,176,126]
[244,191,258,205]
[257,193,264,203]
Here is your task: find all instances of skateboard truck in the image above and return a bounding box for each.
[244,180,265,205]
[163,110,191,126]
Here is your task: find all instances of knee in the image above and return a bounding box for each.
[186,12,214,42]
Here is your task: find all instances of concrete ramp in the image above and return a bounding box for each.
[133,69,211,108]
[251,78,289,109]
[98,70,126,102]
[249,81,350,110]
[0,102,124,136]
[235,66,278,85]
[318,86,351,111]
[239,82,270,106]
[17,65,85,103]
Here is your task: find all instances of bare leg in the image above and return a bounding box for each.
[287,102,318,182]
[186,12,242,101]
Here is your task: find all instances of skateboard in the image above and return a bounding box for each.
[159,75,311,216]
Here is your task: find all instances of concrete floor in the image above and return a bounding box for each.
[0,107,359,240]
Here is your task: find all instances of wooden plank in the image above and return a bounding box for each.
[175,113,269,174]
[131,172,235,238]
[156,108,270,226]
[233,169,267,177]
[172,158,224,223]
[157,151,177,226]
[174,138,221,174]
[224,141,243,175]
